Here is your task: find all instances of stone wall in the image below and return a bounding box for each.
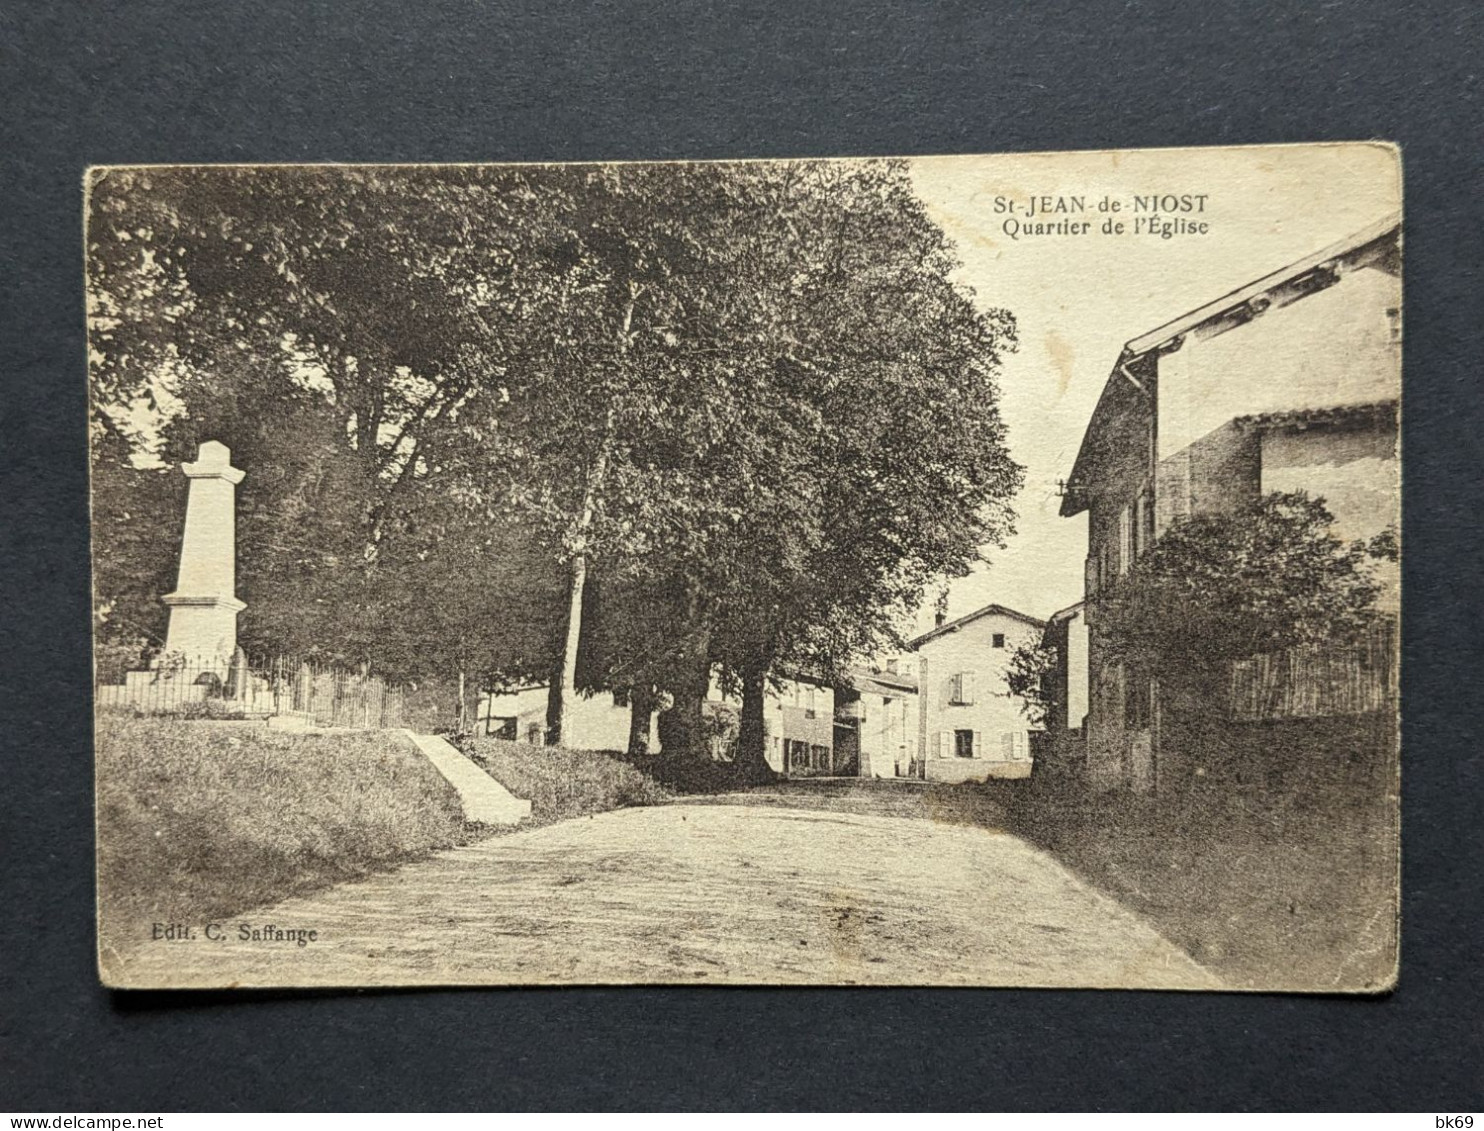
[1155,419,1262,534]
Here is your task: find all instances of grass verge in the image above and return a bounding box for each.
[96,716,473,962]
[695,776,1017,827]
[461,736,673,828]
[1004,778,1398,991]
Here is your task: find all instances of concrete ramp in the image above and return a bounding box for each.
[402,731,531,826]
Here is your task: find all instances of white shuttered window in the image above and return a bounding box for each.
[949,671,976,705]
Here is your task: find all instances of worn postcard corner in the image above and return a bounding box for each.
[89,142,1400,992]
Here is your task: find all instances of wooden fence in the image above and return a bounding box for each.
[1228,622,1397,722]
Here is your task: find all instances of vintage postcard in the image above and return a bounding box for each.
[89,143,1401,991]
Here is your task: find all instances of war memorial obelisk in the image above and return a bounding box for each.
[160,439,246,663]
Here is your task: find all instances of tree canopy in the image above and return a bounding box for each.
[1004,640,1058,729]
[87,160,1023,757]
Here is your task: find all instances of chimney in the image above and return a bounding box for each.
[935,610,946,627]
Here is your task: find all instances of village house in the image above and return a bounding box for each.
[904,602,1046,782]
[1057,214,1401,792]
[474,684,649,751]
[1042,602,1089,734]
[1035,601,1090,774]
[763,677,839,776]
[833,659,921,779]
[474,674,835,775]
[477,600,1047,784]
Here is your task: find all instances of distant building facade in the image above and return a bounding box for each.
[479,599,1045,787]
[834,661,921,779]
[1042,602,1089,733]
[1038,601,1090,775]
[905,603,1046,783]
[762,678,839,776]
[1059,214,1401,792]
[475,674,836,775]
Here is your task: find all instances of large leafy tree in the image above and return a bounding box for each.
[664,161,1022,773]
[87,161,1023,759]
[86,165,577,677]
[522,160,1021,766]
[89,423,184,673]
[1095,491,1398,677]
[471,163,770,744]
[87,165,564,478]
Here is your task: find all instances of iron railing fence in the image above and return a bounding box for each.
[94,653,407,730]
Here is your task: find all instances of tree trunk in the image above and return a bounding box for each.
[554,286,640,747]
[553,551,588,746]
[658,626,711,759]
[627,686,655,756]
[736,657,775,783]
[659,680,707,759]
[545,651,565,747]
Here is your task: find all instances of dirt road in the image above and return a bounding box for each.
[107,803,1219,989]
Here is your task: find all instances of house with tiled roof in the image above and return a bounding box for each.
[906,602,1046,782]
[833,600,1048,783]
[1058,215,1401,792]
[834,662,920,780]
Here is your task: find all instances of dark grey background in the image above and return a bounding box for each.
[2,0,1480,1111]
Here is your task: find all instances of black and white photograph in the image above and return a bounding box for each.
[87,143,1401,991]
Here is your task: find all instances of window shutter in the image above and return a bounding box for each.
[963,671,976,705]
[937,730,951,759]
[1119,507,1132,575]
[973,730,983,759]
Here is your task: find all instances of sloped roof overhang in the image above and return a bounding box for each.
[1058,213,1401,518]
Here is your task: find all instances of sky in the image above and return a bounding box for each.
[904,143,1400,632]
